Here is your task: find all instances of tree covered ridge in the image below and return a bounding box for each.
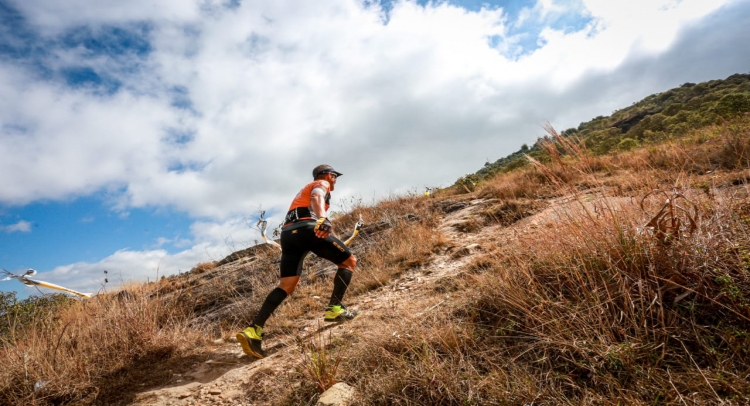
[468,73,750,184]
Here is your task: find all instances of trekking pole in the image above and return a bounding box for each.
[343,214,364,246]
[256,212,364,250]
[2,269,92,298]
[256,211,281,250]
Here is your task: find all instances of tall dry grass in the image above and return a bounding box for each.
[466,191,750,403]
[327,194,447,295]
[0,282,211,405]
[339,121,750,405]
[0,238,292,405]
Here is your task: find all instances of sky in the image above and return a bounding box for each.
[1,0,749,298]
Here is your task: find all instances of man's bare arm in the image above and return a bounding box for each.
[310,189,327,218]
[311,187,332,238]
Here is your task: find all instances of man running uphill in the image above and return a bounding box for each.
[237,164,359,358]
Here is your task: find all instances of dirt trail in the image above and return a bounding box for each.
[131,197,547,406]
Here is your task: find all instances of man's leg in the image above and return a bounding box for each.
[238,241,306,358]
[324,255,359,322]
[309,232,359,322]
[251,276,299,327]
[329,255,357,306]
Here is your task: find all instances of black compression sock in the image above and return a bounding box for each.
[251,287,288,327]
[329,268,353,306]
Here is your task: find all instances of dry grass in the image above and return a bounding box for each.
[335,120,750,405]
[477,169,554,200]
[2,120,748,405]
[0,282,209,405]
[327,194,447,295]
[466,191,750,403]
[190,261,217,274]
[0,241,288,405]
[295,323,344,394]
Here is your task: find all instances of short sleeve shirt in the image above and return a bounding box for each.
[287,180,331,217]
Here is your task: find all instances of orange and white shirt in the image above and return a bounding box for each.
[283,180,331,225]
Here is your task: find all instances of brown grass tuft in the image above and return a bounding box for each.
[190,261,217,274]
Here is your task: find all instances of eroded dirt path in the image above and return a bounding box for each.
[132,198,544,406]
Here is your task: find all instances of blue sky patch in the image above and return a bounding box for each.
[0,0,45,61]
[0,1,151,94]
[1,123,28,135]
[167,161,208,174]
[60,24,152,57]
[369,1,592,57]
[499,1,592,58]
[57,24,151,93]
[170,86,195,110]
[374,0,534,24]
[225,0,242,10]
[245,32,271,59]
[163,128,196,146]
[61,66,121,93]
[0,195,193,273]
[445,0,526,13]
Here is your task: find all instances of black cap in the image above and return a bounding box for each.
[312,164,343,178]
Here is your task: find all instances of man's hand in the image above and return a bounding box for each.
[314,217,333,238]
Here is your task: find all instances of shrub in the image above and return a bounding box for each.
[0,292,74,345]
[712,93,750,119]
[617,137,639,151]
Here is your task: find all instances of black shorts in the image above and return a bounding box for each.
[279,222,353,278]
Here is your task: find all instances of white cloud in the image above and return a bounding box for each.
[1,0,742,216]
[2,0,750,291]
[528,0,572,22]
[579,0,730,54]
[0,63,187,206]
[1,220,32,233]
[34,216,265,294]
[9,0,202,36]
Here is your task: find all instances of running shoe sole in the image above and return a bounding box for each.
[236,331,265,358]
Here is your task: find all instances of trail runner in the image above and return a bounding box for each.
[237,164,359,358]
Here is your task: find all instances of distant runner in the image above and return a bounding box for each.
[237,164,359,358]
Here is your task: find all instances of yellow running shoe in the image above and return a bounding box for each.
[236,325,265,358]
[324,304,359,322]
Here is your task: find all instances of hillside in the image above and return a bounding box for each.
[469,73,750,184]
[2,87,750,404]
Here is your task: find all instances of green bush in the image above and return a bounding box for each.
[712,93,750,119]
[503,157,528,172]
[662,102,685,116]
[687,110,721,128]
[617,138,639,151]
[0,292,74,344]
[584,128,622,155]
[626,113,667,140]
[667,122,690,136]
